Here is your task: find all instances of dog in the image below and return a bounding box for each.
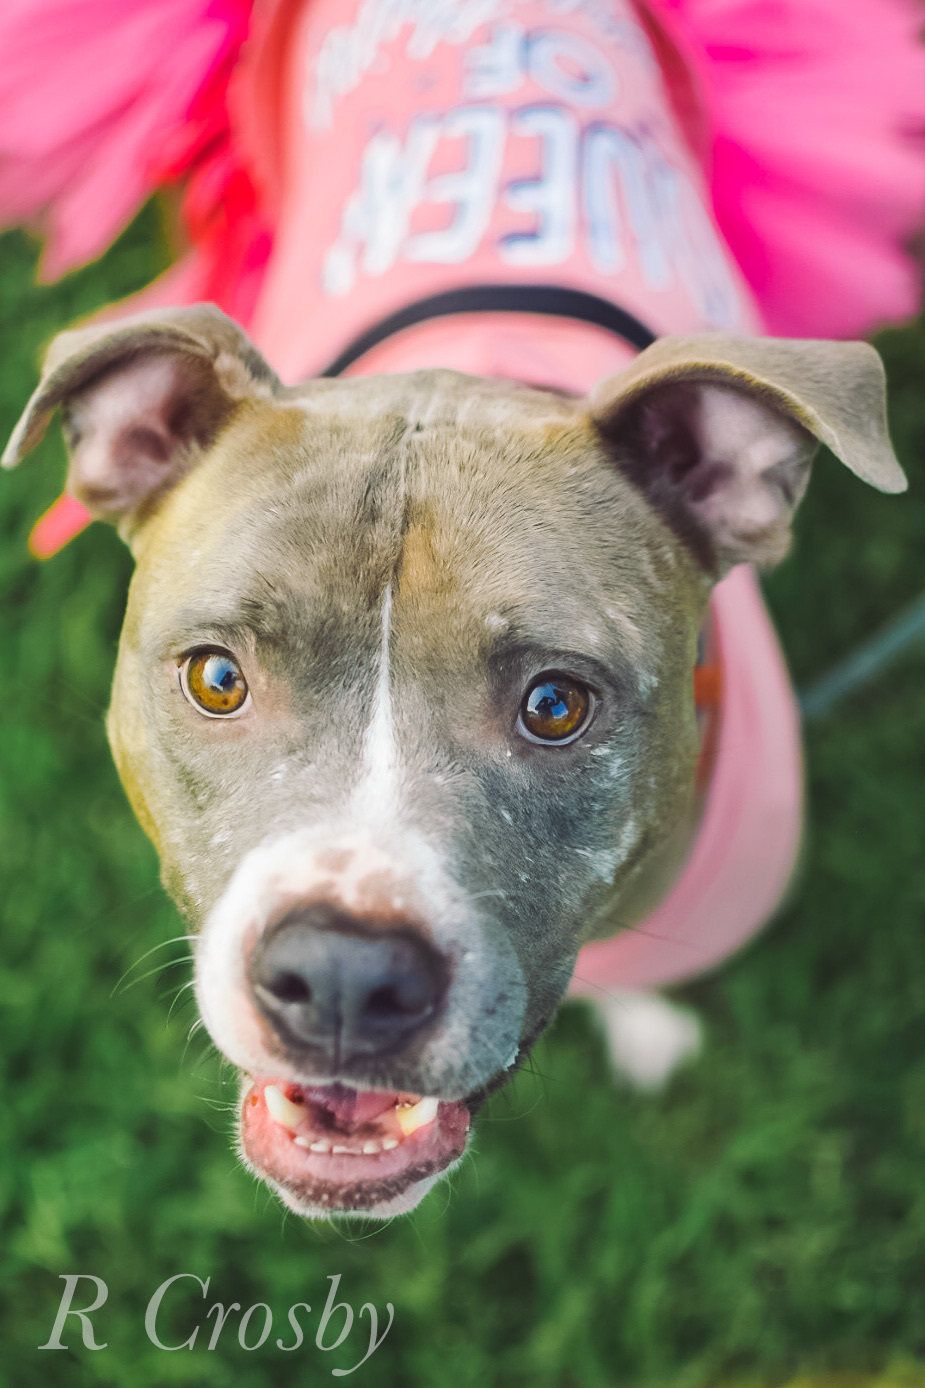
[3,0,916,1224]
[3,303,905,1218]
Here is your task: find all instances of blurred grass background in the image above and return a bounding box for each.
[1,208,924,1388]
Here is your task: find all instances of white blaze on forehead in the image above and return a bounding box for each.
[352,581,401,823]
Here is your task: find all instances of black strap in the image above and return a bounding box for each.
[320,284,657,377]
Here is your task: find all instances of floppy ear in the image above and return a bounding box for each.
[2,304,281,536]
[590,336,906,573]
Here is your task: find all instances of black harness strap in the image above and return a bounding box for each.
[320,283,657,377]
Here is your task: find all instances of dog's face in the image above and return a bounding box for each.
[4,307,903,1218]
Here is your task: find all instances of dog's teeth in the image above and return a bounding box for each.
[307,1139,331,1153]
[381,1138,399,1150]
[362,1140,381,1154]
[397,1093,438,1138]
[395,1095,439,1135]
[264,1084,305,1130]
[332,1144,351,1154]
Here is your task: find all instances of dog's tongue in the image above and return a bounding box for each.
[297,1083,400,1126]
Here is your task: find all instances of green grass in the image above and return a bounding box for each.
[1,212,924,1388]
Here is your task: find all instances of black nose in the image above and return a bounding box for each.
[249,905,448,1061]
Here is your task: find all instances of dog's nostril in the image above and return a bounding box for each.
[267,970,312,1004]
[366,984,426,1017]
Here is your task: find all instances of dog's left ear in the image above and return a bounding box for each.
[591,335,906,573]
[2,304,280,536]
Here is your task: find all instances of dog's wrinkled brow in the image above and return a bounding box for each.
[484,636,648,707]
[149,583,375,660]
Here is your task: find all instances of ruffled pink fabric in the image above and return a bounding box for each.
[0,0,263,307]
[647,0,925,336]
[2,0,922,333]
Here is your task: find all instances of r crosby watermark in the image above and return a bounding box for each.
[38,1273,393,1374]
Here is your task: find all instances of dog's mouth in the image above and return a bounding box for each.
[240,1077,471,1215]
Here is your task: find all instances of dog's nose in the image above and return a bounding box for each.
[248,906,448,1060]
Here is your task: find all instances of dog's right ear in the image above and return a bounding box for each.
[2,304,280,536]
[590,335,905,575]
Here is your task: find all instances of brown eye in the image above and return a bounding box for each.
[518,676,594,744]
[182,650,249,717]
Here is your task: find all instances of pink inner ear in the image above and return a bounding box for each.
[621,379,815,571]
[65,354,205,520]
[684,386,813,565]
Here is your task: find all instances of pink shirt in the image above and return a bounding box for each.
[250,0,762,382]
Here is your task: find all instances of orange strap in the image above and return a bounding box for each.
[693,617,723,789]
[29,493,91,558]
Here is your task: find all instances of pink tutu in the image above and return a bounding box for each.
[2,0,922,337]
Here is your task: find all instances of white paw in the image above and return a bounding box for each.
[591,991,702,1091]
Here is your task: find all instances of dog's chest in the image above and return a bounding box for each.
[250,0,762,385]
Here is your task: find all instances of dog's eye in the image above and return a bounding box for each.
[182,650,249,717]
[517,675,594,745]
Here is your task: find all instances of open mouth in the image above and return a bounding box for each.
[241,1078,471,1214]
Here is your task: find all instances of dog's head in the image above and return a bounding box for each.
[4,306,904,1217]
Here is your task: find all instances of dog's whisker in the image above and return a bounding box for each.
[111,935,196,995]
[338,1217,394,1245]
[567,968,690,1005]
[196,1096,240,1114]
[165,998,199,1031]
[165,977,197,1023]
[164,976,196,1000]
[181,1029,218,1073]
[128,933,196,963]
[111,954,193,998]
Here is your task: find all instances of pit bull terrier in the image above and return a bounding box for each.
[3,305,905,1216]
